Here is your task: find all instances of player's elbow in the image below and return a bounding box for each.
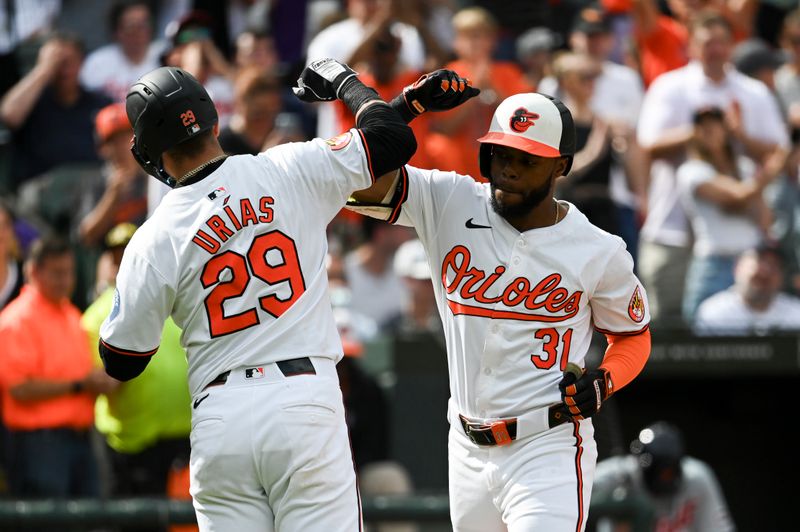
[99,341,153,381]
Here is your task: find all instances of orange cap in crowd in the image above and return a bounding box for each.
[95,103,132,143]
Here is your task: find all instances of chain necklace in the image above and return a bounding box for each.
[175,155,228,185]
[553,199,560,225]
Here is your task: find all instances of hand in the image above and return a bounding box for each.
[82,367,121,395]
[558,367,613,420]
[395,69,480,118]
[293,58,358,103]
[36,40,66,78]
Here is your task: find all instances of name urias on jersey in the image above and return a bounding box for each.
[442,245,582,322]
[192,195,275,254]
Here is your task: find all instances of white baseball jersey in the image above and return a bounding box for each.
[100,130,373,396]
[392,166,650,421]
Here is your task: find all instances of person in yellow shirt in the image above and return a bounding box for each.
[82,223,191,501]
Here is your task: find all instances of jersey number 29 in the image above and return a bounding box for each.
[201,231,306,338]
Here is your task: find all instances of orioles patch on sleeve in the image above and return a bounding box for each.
[325,132,352,151]
[628,285,645,323]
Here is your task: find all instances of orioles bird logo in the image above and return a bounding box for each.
[509,107,540,132]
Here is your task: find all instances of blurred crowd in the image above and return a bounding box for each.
[2,0,800,528]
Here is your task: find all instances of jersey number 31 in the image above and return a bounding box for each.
[201,231,306,338]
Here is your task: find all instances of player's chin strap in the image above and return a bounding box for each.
[345,169,403,221]
[130,139,178,188]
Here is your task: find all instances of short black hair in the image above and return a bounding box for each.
[27,235,72,268]
[49,30,86,57]
[110,0,152,34]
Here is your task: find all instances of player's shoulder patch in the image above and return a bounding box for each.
[325,131,352,151]
[628,285,645,323]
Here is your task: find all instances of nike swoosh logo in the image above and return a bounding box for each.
[193,394,209,409]
[465,218,491,229]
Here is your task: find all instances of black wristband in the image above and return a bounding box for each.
[389,94,417,124]
[71,380,84,394]
[338,76,381,118]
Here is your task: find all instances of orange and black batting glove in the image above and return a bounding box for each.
[389,69,480,123]
[558,368,614,420]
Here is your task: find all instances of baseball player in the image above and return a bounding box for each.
[97,62,476,531]
[592,421,735,531]
[348,79,652,531]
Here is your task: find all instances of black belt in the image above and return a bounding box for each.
[459,415,518,446]
[205,357,316,389]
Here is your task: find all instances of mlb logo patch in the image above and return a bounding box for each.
[207,186,227,200]
[245,367,265,379]
[187,123,201,134]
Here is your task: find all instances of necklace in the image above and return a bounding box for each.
[175,155,228,185]
[553,199,560,225]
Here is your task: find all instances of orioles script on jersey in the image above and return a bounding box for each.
[442,245,582,322]
[192,196,275,254]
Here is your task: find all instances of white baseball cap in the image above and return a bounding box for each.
[393,239,431,280]
[477,92,576,178]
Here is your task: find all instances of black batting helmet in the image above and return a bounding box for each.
[630,421,685,496]
[126,67,218,187]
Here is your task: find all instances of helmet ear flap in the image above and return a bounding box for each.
[130,136,177,188]
[479,143,493,180]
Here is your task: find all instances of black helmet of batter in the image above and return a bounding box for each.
[126,67,218,187]
[630,421,685,496]
[476,92,576,180]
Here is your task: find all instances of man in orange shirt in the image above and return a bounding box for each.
[0,236,116,497]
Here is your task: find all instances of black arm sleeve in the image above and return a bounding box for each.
[99,340,154,381]
[339,78,417,177]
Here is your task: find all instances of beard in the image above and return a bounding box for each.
[489,175,553,219]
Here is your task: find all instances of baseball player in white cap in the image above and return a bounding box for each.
[350,78,652,531]
[98,61,478,531]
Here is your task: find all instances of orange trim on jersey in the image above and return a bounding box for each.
[447,299,574,322]
[100,338,158,357]
[386,166,409,224]
[572,421,585,532]
[356,129,376,184]
[599,329,651,392]
[594,323,650,336]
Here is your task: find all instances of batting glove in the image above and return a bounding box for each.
[558,368,614,420]
[293,58,359,103]
[390,70,480,122]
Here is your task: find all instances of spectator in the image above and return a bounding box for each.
[0,200,23,310]
[552,52,633,238]
[570,6,648,261]
[77,103,149,249]
[305,0,426,138]
[515,26,561,90]
[81,223,191,508]
[0,32,110,190]
[333,29,432,167]
[636,11,788,326]
[591,421,735,531]
[344,217,412,329]
[732,38,786,91]
[695,243,800,334]
[0,236,116,499]
[80,0,163,102]
[425,7,531,180]
[384,238,442,339]
[219,67,303,156]
[234,28,279,72]
[161,10,236,128]
[0,0,61,94]
[677,107,785,321]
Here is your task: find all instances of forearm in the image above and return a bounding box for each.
[78,186,123,246]
[735,133,778,162]
[600,330,651,392]
[10,378,82,402]
[645,126,693,160]
[0,66,51,129]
